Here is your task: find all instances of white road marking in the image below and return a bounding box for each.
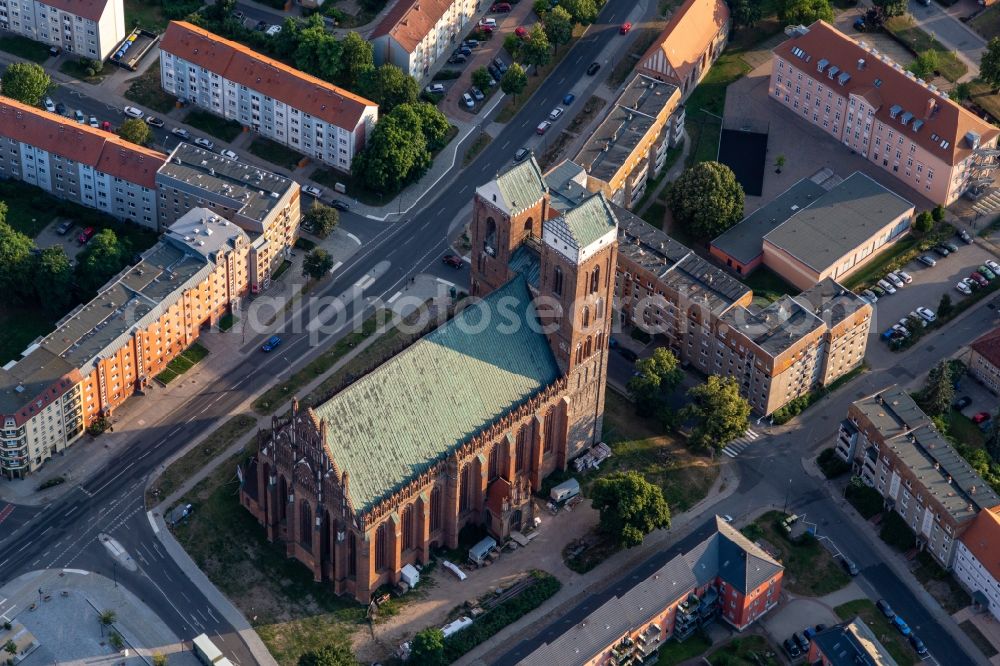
[147,511,160,534]
[328,261,343,274]
[346,232,361,245]
[435,278,456,288]
[387,291,402,304]
[64,506,78,517]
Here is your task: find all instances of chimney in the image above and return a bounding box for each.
[971,485,977,495]
[926,98,936,118]
[857,58,865,70]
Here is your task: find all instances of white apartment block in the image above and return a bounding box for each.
[954,507,1000,622]
[159,21,378,173]
[0,97,164,228]
[371,0,478,80]
[0,0,125,60]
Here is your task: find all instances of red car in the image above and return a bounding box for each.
[478,24,495,33]
[620,21,632,34]
[77,226,95,245]
[490,2,511,11]
[101,120,112,131]
[971,272,990,288]
[515,25,528,39]
[442,254,464,268]
[973,412,992,424]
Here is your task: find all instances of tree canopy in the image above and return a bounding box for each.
[919,361,954,416]
[472,66,493,92]
[118,118,152,146]
[779,0,833,25]
[544,6,574,53]
[522,24,552,73]
[872,0,907,17]
[681,375,751,451]
[591,471,671,548]
[982,38,1000,92]
[501,63,528,100]
[358,64,418,113]
[627,347,683,422]
[665,161,745,240]
[34,246,74,313]
[731,0,763,30]
[560,0,600,24]
[410,628,447,666]
[2,62,51,106]
[297,644,358,666]
[302,248,335,280]
[351,102,449,193]
[304,202,339,238]
[75,229,129,296]
[340,31,375,87]
[0,216,33,300]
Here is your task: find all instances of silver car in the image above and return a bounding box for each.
[877,279,896,295]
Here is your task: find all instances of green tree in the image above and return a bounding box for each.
[544,6,574,54]
[0,217,34,303]
[302,248,335,279]
[627,347,683,420]
[118,118,151,146]
[560,0,599,24]
[665,161,745,240]
[908,50,939,79]
[914,210,933,232]
[75,229,129,296]
[591,471,671,548]
[151,655,168,666]
[779,0,833,25]
[358,64,418,113]
[272,16,302,58]
[339,31,375,87]
[920,361,954,416]
[352,112,429,192]
[295,18,342,82]
[297,644,358,666]
[681,375,751,452]
[392,102,450,151]
[503,33,524,61]
[1,62,50,106]
[471,66,493,92]
[522,24,552,74]
[938,293,953,319]
[981,37,1000,93]
[99,610,116,636]
[951,81,972,102]
[501,63,528,102]
[985,420,1000,463]
[410,628,446,666]
[533,0,550,16]
[872,0,907,16]
[932,204,946,222]
[731,0,763,30]
[304,202,339,238]
[774,154,786,173]
[34,246,74,313]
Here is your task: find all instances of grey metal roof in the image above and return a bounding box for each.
[794,277,871,328]
[508,244,541,289]
[763,172,914,273]
[544,160,591,211]
[812,618,899,666]
[495,157,547,215]
[710,178,827,265]
[721,295,824,358]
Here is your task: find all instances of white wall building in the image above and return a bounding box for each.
[159,21,378,173]
[370,0,478,80]
[954,506,1000,622]
[0,0,125,61]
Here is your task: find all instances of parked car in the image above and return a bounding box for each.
[454,46,472,57]
[815,624,828,632]
[261,335,282,352]
[220,149,239,160]
[959,229,974,244]
[549,107,564,121]
[123,105,143,118]
[172,127,191,140]
[43,97,55,112]
[145,116,164,128]
[933,245,950,257]
[426,83,445,94]
[471,87,485,101]
[254,20,267,31]
[973,412,992,424]
[876,279,896,294]
[74,109,85,123]
[942,240,959,252]
[892,615,911,636]
[783,639,801,659]
[442,254,464,268]
[331,200,350,211]
[721,514,733,523]
[55,220,73,235]
[860,289,877,303]
[971,272,990,288]
[620,21,632,34]
[448,55,468,65]
[987,260,1000,274]
[480,17,497,27]
[515,25,528,38]
[793,633,810,653]
[918,255,937,267]
[302,185,322,198]
[978,264,996,280]
[892,324,910,338]
[962,277,978,291]
[916,306,936,323]
[903,315,924,329]
[840,556,859,576]
[895,270,913,284]
[587,62,601,75]
[101,120,112,131]
[881,326,900,341]
[231,10,245,20]
[886,272,904,289]
[956,280,973,295]
[490,2,511,11]
[803,627,817,640]
[55,102,66,115]
[493,57,508,73]
[488,64,502,80]
[462,39,479,49]
[870,284,886,297]
[563,92,576,105]
[49,45,62,56]
[617,347,638,362]
[909,634,928,657]
[89,116,99,128]
[77,226,96,245]
[194,137,215,150]
[953,396,972,410]
[536,120,551,134]
[478,23,495,33]
[514,147,530,162]
[462,92,475,108]
[853,17,866,31]
[876,599,895,619]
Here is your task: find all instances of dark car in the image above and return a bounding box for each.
[933,245,950,257]
[892,615,911,636]
[55,102,66,115]
[617,347,639,362]
[454,46,472,57]
[55,220,73,235]
[876,599,895,619]
[255,20,267,31]
[953,396,972,410]
[853,17,866,31]
[490,2,512,11]
[563,92,576,105]
[815,624,828,632]
[909,634,928,656]
[442,254,464,268]
[331,199,350,211]
[261,335,282,352]
[586,62,601,75]
[943,241,959,252]
[514,147,530,162]
[803,627,817,640]
[793,632,809,652]
[488,64,502,80]
[782,639,801,659]
[839,555,859,576]
[448,54,468,64]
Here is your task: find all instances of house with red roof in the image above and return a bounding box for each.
[954,506,1000,622]
[0,0,125,60]
[969,326,1000,395]
[371,0,477,79]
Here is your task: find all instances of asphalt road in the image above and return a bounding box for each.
[0,3,646,664]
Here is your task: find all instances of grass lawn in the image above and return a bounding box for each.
[496,25,586,123]
[884,16,968,82]
[124,60,177,114]
[841,235,921,290]
[155,367,179,384]
[0,35,51,62]
[218,313,237,331]
[683,52,750,167]
[753,511,851,597]
[742,267,796,303]
[835,600,920,665]
[0,306,58,365]
[654,631,712,664]
[145,413,256,505]
[947,410,986,448]
[708,635,780,666]
[960,619,1000,658]
[124,0,168,32]
[642,200,668,229]
[911,551,971,614]
[967,80,1000,123]
[184,110,243,143]
[971,5,1000,40]
[248,137,305,171]
[0,180,59,236]
[846,481,885,519]
[463,132,492,166]
[59,58,116,83]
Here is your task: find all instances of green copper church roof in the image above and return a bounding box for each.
[313,276,560,513]
[564,193,617,247]
[496,158,547,214]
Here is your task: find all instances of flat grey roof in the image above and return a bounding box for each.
[764,172,914,273]
[812,619,898,666]
[711,178,827,265]
[795,277,871,328]
[158,143,294,224]
[721,295,824,358]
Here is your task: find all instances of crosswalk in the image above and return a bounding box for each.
[722,429,760,458]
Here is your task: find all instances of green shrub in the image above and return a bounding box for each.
[36,476,66,490]
[845,480,884,519]
[880,511,916,551]
[817,448,851,478]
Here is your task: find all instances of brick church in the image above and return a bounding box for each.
[240,159,618,603]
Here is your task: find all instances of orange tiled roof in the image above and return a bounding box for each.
[160,22,377,131]
[0,97,166,188]
[960,505,1000,581]
[38,0,109,22]
[639,0,729,81]
[371,0,453,53]
[774,21,998,166]
[971,326,1000,370]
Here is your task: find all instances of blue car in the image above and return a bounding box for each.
[261,335,282,352]
[563,92,576,105]
[892,615,911,636]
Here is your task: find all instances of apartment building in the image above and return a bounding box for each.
[572,74,683,209]
[371,0,477,80]
[968,326,1000,395]
[772,21,998,205]
[807,618,899,666]
[953,505,1000,622]
[712,171,914,290]
[837,386,1000,567]
[0,209,254,477]
[546,160,872,415]
[159,21,378,173]
[156,142,302,291]
[517,517,782,664]
[0,96,164,228]
[0,0,125,60]
[637,0,729,99]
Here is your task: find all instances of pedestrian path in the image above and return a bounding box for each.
[722,428,761,458]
